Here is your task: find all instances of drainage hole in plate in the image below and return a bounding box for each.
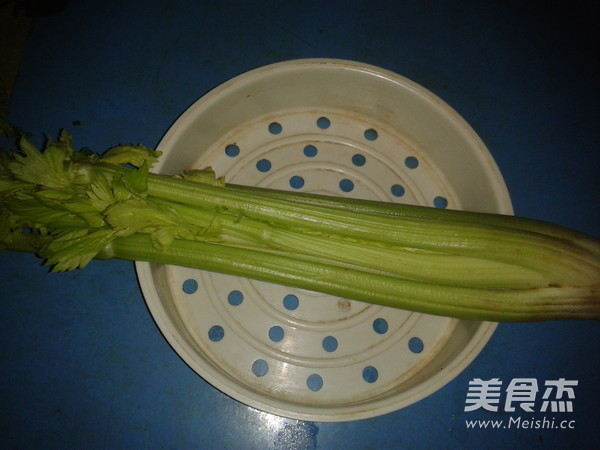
[289,175,305,189]
[256,158,272,172]
[352,153,366,167]
[339,178,354,193]
[252,359,269,377]
[363,366,379,383]
[316,116,331,129]
[390,184,405,197]
[405,156,419,169]
[372,317,389,334]
[225,144,240,157]
[268,325,285,342]
[208,325,225,342]
[307,374,323,391]
[433,196,448,209]
[182,279,198,294]
[303,145,318,157]
[364,128,378,141]
[268,122,283,135]
[227,290,244,306]
[408,336,424,353]
[322,336,338,352]
[283,294,299,310]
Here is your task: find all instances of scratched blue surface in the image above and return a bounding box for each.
[1,1,598,448]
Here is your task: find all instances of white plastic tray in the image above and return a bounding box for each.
[135,59,512,422]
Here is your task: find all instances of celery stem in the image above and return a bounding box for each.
[110,234,600,322]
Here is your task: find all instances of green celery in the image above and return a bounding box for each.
[221,180,600,257]
[149,196,554,289]
[102,233,600,322]
[2,133,599,322]
[138,171,600,287]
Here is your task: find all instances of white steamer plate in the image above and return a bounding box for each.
[135,59,512,422]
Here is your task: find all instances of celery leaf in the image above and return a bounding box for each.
[105,197,185,237]
[40,228,115,272]
[100,145,161,168]
[9,136,74,189]
[180,167,226,187]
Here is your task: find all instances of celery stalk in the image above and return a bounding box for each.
[149,196,555,289]
[2,133,599,322]
[141,173,600,287]
[103,233,600,322]
[227,182,600,257]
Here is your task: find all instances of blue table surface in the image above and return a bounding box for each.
[1,1,598,448]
